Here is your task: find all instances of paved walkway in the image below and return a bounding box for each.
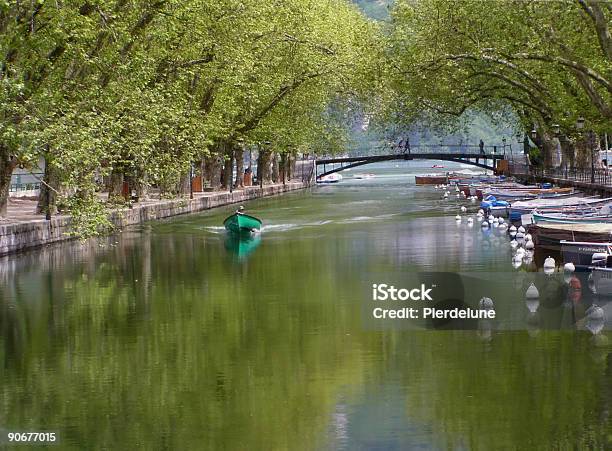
[2,184,302,226]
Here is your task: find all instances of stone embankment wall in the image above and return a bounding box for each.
[0,182,307,256]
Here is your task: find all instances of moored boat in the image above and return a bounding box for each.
[531,210,612,224]
[317,173,343,183]
[561,240,612,271]
[415,174,448,185]
[528,222,612,247]
[510,196,609,221]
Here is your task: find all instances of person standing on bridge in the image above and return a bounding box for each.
[404,137,411,154]
[479,139,485,155]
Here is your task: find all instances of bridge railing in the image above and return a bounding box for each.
[317,144,511,160]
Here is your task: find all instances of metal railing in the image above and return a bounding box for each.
[9,182,41,192]
[509,163,612,186]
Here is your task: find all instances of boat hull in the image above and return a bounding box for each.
[561,240,612,271]
[533,213,612,224]
[415,175,447,185]
[223,213,262,235]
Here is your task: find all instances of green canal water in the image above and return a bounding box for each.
[0,162,610,449]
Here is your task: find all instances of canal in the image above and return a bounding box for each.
[0,162,610,449]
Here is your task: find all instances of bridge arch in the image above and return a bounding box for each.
[315,153,504,179]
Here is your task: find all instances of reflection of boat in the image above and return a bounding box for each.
[589,253,612,295]
[561,240,612,271]
[354,173,375,179]
[224,234,262,259]
[223,212,262,235]
[317,173,343,183]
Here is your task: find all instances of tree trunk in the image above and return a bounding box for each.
[108,167,125,203]
[280,153,287,184]
[258,148,273,184]
[235,147,244,188]
[36,155,60,215]
[0,147,17,218]
[134,170,149,201]
[178,171,191,196]
[271,152,279,183]
[290,154,297,181]
[205,154,222,190]
[560,138,575,169]
[223,147,233,191]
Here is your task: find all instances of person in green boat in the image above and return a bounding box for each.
[237,205,245,214]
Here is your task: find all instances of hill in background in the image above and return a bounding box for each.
[352,0,393,20]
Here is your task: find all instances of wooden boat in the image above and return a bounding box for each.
[561,240,612,271]
[483,187,573,201]
[529,222,612,247]
[415,174,448,185]
[510,196,608,221]
[532,209,612,224]
[223,212,262,235]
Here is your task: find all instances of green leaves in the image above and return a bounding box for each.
[384,0,612,136]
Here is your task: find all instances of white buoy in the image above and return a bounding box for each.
[509,231,517,238]
[510,240,518,248]
[513,253,523,263]
[516,247,525,256]
[493,217,499,224]
[509,225,517,232]
[525,233,532,241]
[471,197,476,203]
[518,226,526,233]
[512,259,522,269]
[488,215,495,221]
[456,194,460,198]
[455,215,461,221]
[543,256,556,270]
[461,206,467,212]
[478,209,484,216]
[467,217,474,223]
[516,232,525,239]
[525,240,535,250]
[444,193,448,198]
[481,220,489,228]
[564,262,576,273]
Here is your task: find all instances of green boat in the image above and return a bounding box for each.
[223,211,263,235]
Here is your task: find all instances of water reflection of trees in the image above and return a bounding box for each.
[0,228,609,449]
